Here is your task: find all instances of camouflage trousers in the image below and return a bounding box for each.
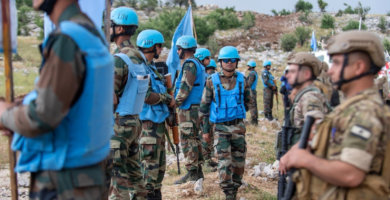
[213,120,246,193]
[200,122,215,160]
[29,162,107,200]
[178,105,204,171]
[109,114,147,200]
[263,87,274,115]
[250,90,258,124]
[139,121,167,193]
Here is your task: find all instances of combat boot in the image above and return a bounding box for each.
[146,191,158,200]
[173,170,198,184]
[223,189,236,200]
[203,160,217,172]
[154,189,162,200]
[197,166,205,179]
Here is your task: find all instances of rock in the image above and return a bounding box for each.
[164,174,170,178]
[259,162,268,171]
[257,177,268,182]
[182,189,189,196]
[241,180,248,188]
[194,178,203,193]
[253,165,261,177]
[240,198,247,200]
[246,133,253,137]
[271,121,281,130]
[263,164,273,175]
[272,160,279,170]
[261,126,268,132]
[245,159,253,169]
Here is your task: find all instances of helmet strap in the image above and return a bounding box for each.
[291,65,316,88]
[141,45,159,59]
[38,0,58,15]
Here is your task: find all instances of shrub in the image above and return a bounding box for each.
[295,26,311,46]
[295,0,313,12]
[335,9,343,17]
[317,0,328,13]
[355,1,370,21]
[206,37,222,59]
[321,14,335,29]
[35,13,44,40]
[281,33,298,51]
[242,11,256,30]
[342,20,367,31]
[205,7,241,30]
[17,5,33,36]
[384,38,390,53]
[343,3,357,14]
[298,10,313,24]
[387,11,390,17]
[271,9,291,16]
[378,16,388,33]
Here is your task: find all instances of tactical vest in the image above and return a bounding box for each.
[293,93,390,200]
[140,63,169,123]
[250,70,259,90]
[174,58,205,110]
[11,21,114,172]
[261,70,275,88]
[314,79,332,102]
[209,72,246,123]
[115,53,150,116]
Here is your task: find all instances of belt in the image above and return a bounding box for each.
[216,119,242,126]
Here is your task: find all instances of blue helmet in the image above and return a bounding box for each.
[263,60,272,67]
[136,30,164,48]
[176,36,197,49]
[218,46,240,61]
[111,7,139,26]
[247,61,256,67]
[207,59,217,68]
[194,48,211,61]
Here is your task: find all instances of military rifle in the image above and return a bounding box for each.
[282,116,315,200]
[165,73,181,175]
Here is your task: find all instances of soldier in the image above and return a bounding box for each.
[280,30,390,199]
[246,61,259,125]
[136,30,174,200]
[283,52,330,148]
[173,36,205,184]
[194,48,218,171]
[206,59,218,77]
[0,0,112,199]
[110,7,148,200]
[261,60,277,121]
[314,62,333,102]
[199,46,254,200]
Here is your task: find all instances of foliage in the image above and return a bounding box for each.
[204,7,241,30]
[335,9,343,17]
[321,14,335,29]
[193,16,217,44]
[294,26,311,46]
[384,38,390,53]
[17,5,33,36]
[140,0,158,13]
[342,20,367,31]
[298,10,313,24]
[15,0,32,9]
[317,0,328,13]
[35,13,44,40]
[387,11,390,17]
[281,33,297,52]
[343,3,357,14]
[205,37,222,59]
[271,9,291,16]
[170,0,196,8]
[295,0,313,13]
[129,0,138,9]
[355,1,370,21]
[378,16,388,33]
[242,11,256,30]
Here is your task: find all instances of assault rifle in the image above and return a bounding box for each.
[282,116,315,200]
[165,73,181,175]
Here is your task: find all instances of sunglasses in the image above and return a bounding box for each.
[204,56,210,60]
[222,59,238,63]
[156,44,162,48]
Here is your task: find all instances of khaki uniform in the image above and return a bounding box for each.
[375,75,388,101]
[294,87,390,200]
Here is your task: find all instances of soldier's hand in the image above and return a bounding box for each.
[283,148,311,170]
[203,133,211,143]
[169,97,175,107]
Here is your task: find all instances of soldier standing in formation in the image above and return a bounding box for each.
[194,48,218,171]
[199,46,254,200]
[173,36,205,184]
[0,0,113,199]
[206,59,218,77]
[261,61,276,121]
[110,7,148,200]
[280,30,390,200]
[137,30,174,200]
[246,61,259,125]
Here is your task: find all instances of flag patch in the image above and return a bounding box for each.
[350,125,372,140]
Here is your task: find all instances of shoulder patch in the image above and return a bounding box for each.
[350,125,372,140]
[307,104,320,111]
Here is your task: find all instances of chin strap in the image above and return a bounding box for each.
[38,0,58,15]
[141,46,159,59]
[291,65,316,88]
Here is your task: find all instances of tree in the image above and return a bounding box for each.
[204,7,241,30]
[355,1,370,21]
[384,38,390,53]
[343,3,357,14]
[317,0,328,13]
[295,26,311,46]
[335,9,343,17]
[129,0,138,9]
[298,10,313,24]
[140,0,158,14]
[170,0,196,8]
[295,0,313,13]
[271,9,291,16]
[281,33,298,51]
[321,14,335,29]
[242,12,256,30]
[342,20,367,31]
[378,16,388,33]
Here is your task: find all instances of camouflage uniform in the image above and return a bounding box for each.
[261,70,275,117]
[111,40,147,199]
[202,69,217,160]
[0,4,109,199]
[175,56,204,172]
[140,61,172,194]
[199,71,254,198]
[375,75,387,100]
[247,69,258,125]
[317,71,333,102]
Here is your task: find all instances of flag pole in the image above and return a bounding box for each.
[105,0,112,47]
[188,0,197,41]
[1,0,18,199]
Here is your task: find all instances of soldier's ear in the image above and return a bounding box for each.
[117,26,125,34]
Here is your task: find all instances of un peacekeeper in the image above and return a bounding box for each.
[284,52,330,148]
[110,7,148,200]
[194,48,218,171]
[206,59,218,77]
[199,46,254,200]
[173,36,205,184]
[0,0,113,199]
[136,30,174,200]
[261,61,277,121]
[314,62,333,102]
[246,60,259,125]
[280,30,390,200]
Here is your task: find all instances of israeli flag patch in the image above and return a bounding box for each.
[350,125,372,140]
